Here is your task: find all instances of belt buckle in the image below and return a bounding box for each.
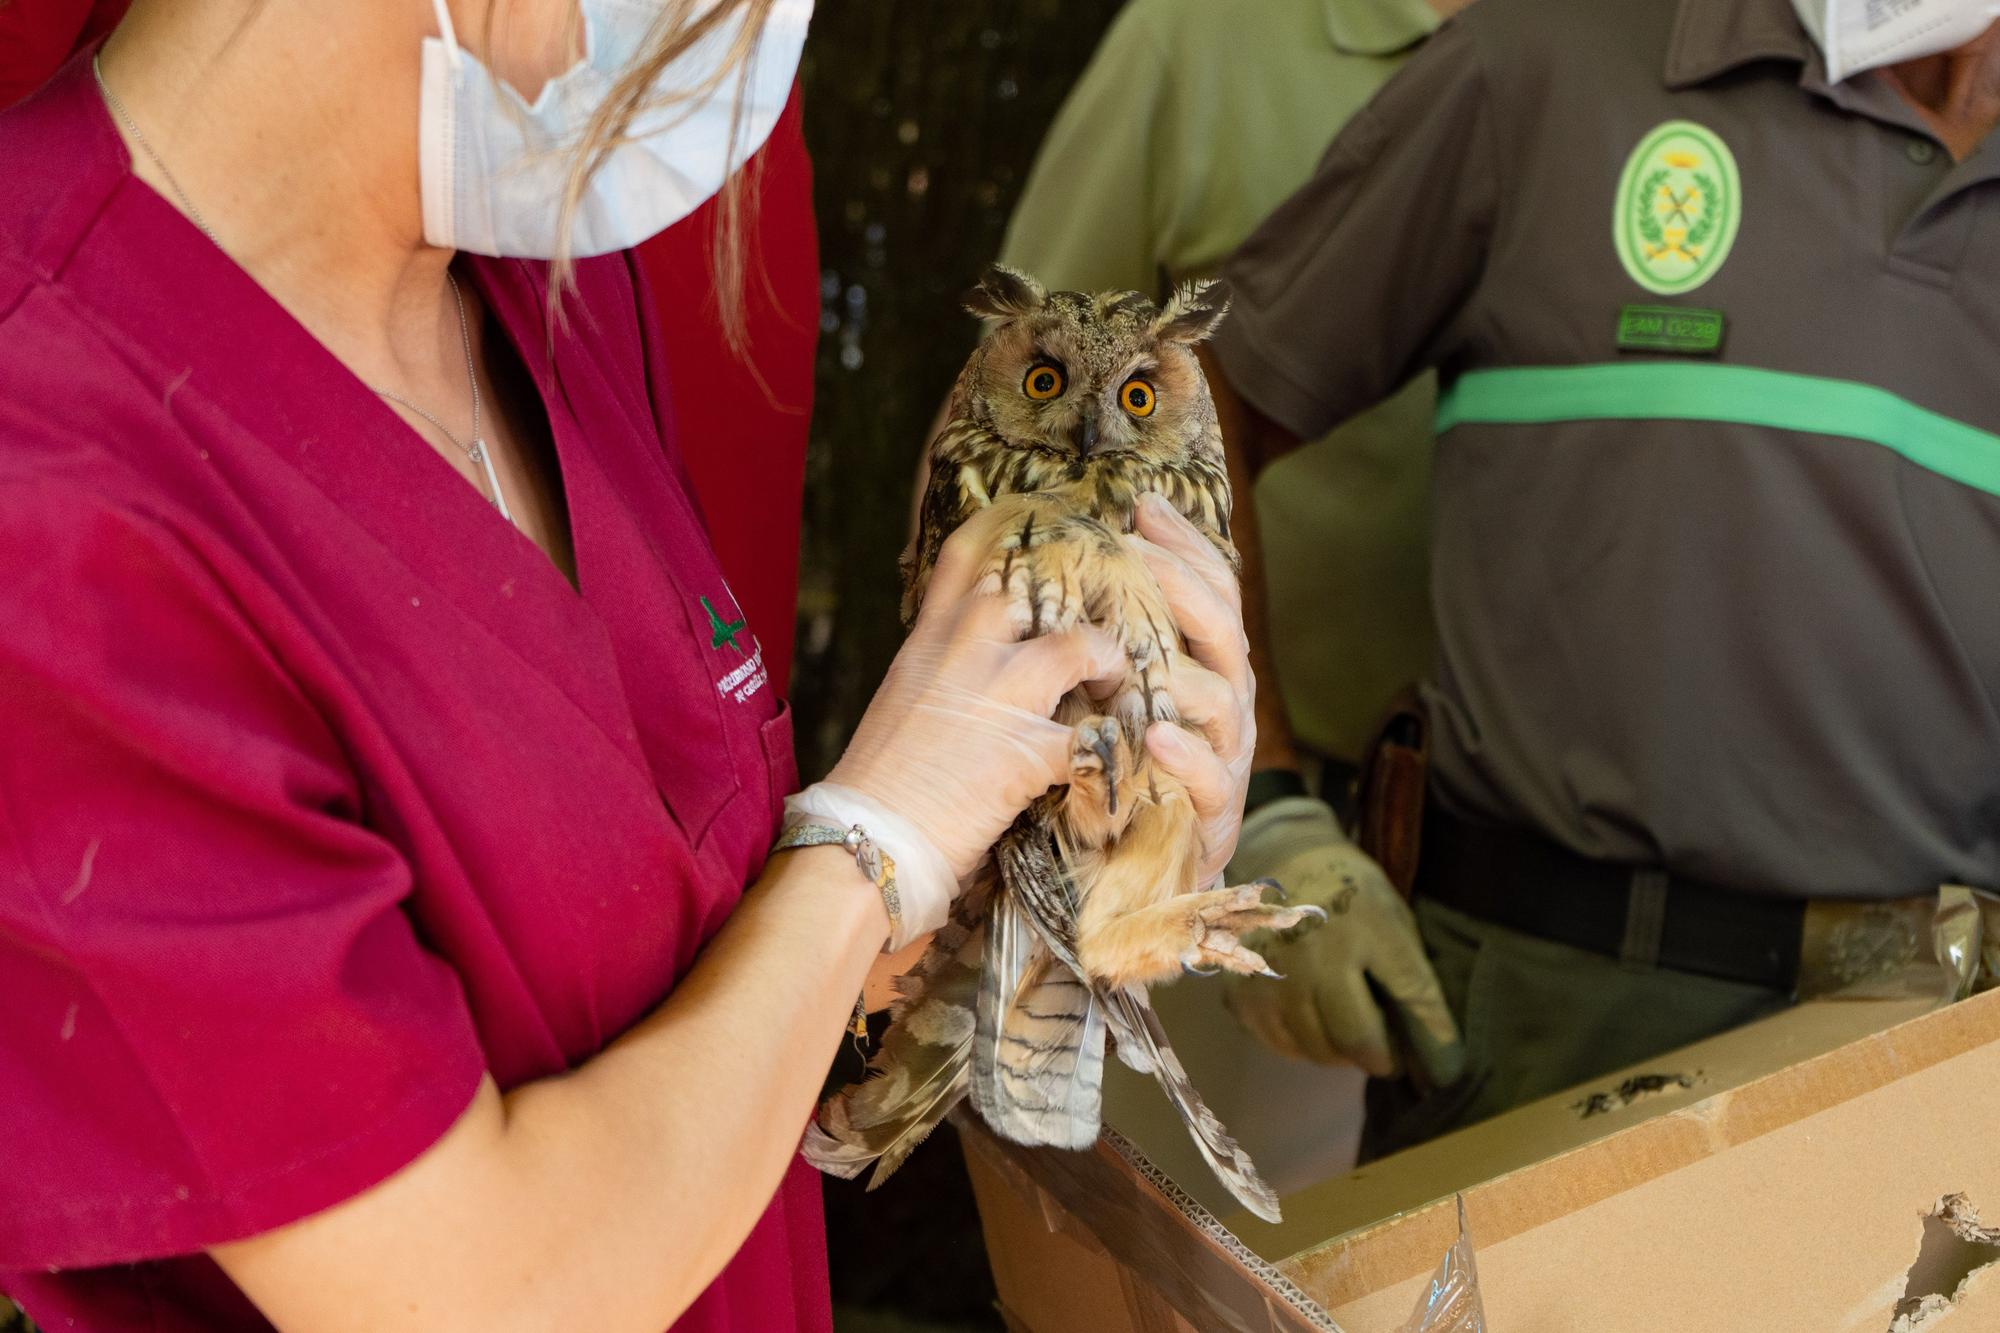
[1797,898,1935,999]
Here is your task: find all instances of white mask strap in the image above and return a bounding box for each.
[430,0,464,70]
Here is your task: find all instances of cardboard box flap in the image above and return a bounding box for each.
[1326,1011,2000,1330]
[1276,987,2000,1314]
[1222,990,1938,1264]
[963,986,2000,1333]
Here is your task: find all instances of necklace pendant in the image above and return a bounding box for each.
[468,439,514,524]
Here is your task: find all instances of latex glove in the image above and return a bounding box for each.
[1126,493,1256,887]
[821,497,1256,944]
[822,505,1128,937]
[1223,797,1464,1084]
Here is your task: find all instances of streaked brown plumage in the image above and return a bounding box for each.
[804,266,1317,1222]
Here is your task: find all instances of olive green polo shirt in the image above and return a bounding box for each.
[998,0,1441,761]
[1218,0,2000,898]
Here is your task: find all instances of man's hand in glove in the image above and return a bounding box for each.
[1223,796,1465,1084]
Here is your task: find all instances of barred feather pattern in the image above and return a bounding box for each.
[969,879,1106,1150]
[902,409,1236,625]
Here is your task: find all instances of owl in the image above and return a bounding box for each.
[803,266,1319,1223]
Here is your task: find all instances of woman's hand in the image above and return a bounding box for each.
[1129,493,1257,887]
[824,492,1256,946]
[825,505,1127,885]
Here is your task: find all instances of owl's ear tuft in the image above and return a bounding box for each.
[1151,279,1230,344]
[963,264,1048,321]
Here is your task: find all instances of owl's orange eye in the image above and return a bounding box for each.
[1023,363,1065,400]
[1120,378,1157,417]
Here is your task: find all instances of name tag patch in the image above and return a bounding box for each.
[1616,304,1724,356]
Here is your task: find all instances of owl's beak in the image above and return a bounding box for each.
[1070,401,1103,454]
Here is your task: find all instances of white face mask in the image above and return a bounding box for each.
[419,0,812,259]
[1791,0,2000,83]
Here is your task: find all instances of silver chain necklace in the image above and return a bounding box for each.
[371,275,512,524]
[93,54,515,526]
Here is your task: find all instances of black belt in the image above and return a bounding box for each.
[1412,804,1804,992]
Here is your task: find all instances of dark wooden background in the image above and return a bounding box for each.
[792,1,1126,783]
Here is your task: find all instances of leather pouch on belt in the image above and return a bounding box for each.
[1354,688,1429,897]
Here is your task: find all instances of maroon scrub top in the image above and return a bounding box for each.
[0,55,830,1333]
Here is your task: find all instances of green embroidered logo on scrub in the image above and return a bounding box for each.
[1613,120,1741,296]
[701,595,748,655]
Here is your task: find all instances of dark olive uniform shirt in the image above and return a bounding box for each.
[1217,0,2000,899]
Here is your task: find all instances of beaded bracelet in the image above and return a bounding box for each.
[772,820,902,1042]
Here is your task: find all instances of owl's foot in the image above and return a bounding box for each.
[1079,882,1326,990]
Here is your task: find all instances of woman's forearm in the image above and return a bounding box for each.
[502,844,888,1324]
[214,844,889,1333]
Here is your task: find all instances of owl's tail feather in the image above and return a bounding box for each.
[971,884,1107,1150]
[1105,985,1283,1224]
[801,890,989,1189]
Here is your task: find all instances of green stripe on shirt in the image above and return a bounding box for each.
[1435,363,2000,498]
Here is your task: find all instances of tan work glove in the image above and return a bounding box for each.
[1223,796,1465,1084]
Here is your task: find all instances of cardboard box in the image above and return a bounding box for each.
[960,985,2000,1331]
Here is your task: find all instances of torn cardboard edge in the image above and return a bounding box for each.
[1570,1070,1700,1119]
[1893,1193,2000,1332]
[1277,988,2000,1311]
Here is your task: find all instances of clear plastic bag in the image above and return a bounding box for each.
[1934,883,2000,1003]
[1799,884,2000,1005]
[1397,1195,1487,1332]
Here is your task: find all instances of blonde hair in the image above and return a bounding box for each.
[542,0,780,356]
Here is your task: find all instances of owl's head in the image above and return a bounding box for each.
[958,265,1229,466]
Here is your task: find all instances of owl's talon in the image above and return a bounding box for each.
[1066,716,1133,841]
[1092,730,1120,815]
[1184,961,1221,977]
[1255,876,1286,902]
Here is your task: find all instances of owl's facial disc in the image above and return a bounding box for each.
[969,287,1217,467]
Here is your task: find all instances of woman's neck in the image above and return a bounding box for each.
[99,0,458,396]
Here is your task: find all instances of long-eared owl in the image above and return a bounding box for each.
[806,266,1319,1222]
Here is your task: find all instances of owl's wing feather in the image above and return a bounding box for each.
[903,411,1003,623]
[1103,985,1282,1224]
[972,825,1107,1150]
[801,888,990,1188]
[994,815,1085,967]
[987,822,1158,1076]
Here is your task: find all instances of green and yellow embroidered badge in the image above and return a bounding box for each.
[1613,120,1741,296]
